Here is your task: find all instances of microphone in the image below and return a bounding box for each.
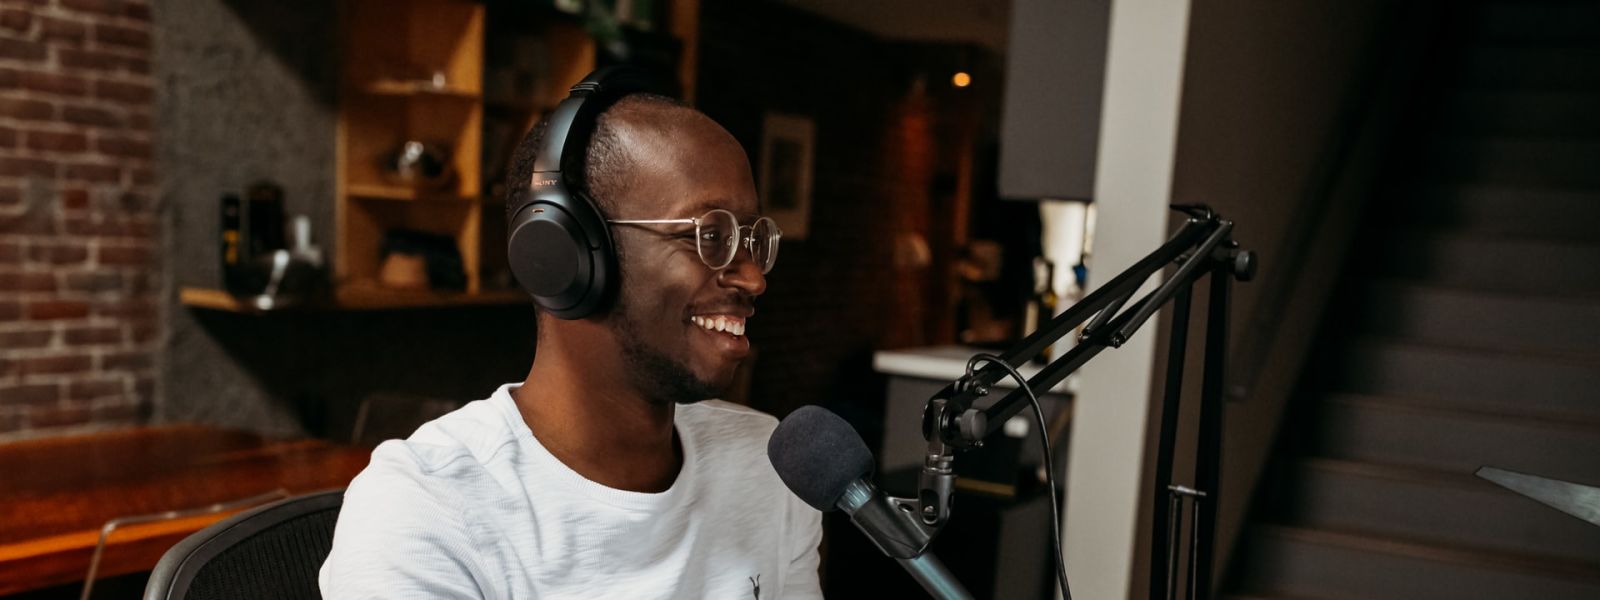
[768,406,973,600]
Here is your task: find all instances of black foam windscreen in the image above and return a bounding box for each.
[767,405,875,512]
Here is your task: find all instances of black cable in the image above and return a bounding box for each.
[966,353,1073,600]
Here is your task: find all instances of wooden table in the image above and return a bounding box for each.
[0,425,371,595]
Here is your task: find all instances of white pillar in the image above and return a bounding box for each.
[1062,0,1192,598]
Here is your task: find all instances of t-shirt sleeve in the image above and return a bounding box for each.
[782,497,825,599]
[319,443,485,600]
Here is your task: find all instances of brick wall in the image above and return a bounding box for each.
[0,0,158,439]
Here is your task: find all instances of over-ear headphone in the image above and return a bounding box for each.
[506,67,662,319]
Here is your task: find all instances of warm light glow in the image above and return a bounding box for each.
[952,72,972,88]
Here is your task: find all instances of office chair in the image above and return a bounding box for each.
[143,489,344,600]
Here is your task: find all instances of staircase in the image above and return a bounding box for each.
[1225,2,1600,598]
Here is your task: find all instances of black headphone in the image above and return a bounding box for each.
[506,67,663,319]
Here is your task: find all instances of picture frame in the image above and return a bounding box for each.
[758,112,815,240]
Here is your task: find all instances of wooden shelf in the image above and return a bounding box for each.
[346,183,472,202]
[180,285,527,313]
[361,80,481,100]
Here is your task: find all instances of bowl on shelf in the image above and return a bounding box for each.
[380,140,455,189]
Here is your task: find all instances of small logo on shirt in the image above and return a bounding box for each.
[749,574,761,599]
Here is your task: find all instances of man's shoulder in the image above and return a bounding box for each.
[354,389,521,491]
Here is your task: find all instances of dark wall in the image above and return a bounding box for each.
[696,0,989,426]
[156,0,534,438]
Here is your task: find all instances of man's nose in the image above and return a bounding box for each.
[719,249,767,297]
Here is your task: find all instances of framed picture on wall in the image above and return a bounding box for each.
[758,112,815,240]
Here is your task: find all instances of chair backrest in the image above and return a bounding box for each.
[144,489,344,600]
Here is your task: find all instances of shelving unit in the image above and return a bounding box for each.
[337,0,485,299]
[183,0,700,312]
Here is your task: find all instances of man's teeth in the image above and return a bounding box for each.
[690,315,745,336]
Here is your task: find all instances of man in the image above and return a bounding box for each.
[320,88,823,598]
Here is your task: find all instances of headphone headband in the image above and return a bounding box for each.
[533,66,662,182]
[506,67,670,320]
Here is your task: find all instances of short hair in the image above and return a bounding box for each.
[504,92,687,221]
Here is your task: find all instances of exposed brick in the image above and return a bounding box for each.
[125,110,150,130]
[132,374,152,400]
[93,298,152,319]
[99,350,150,370]
[18,353,92,376]
[0,383,59,407]
[27,242,89,265]
[60,0,124,17]
[122,3,150,21]
[129,322,156,343]
[26,299,89,319]
[25,130,89,153]
[61,161,120,183]
[0,97,54,121]
[92,23,148,50]
[0,210,55,235]
[31,405,91,428]
[113,190,151,213]
[64,325,119,345]
[40,17,88,46]
[0,241,19,264]
[93,79,151,104]
[96,242,148,266]
[93,134,148,157]
[0,412,22,434]
[128,166,152,186]
[0,125,16,148]
[63,271,120,292]
[0,328,53,349]
[0,183,18,206]
[57,48,145,74]
[0,10,31,34]
[0,270,56,292]
[19,71,90,97]
[68,377,124,399]
[61,104,121,128]
[0,156,54,178]
[57,48,110,71]
[91,401,145,424]
[0,300,21,320]
[60,188,89,210]
[0,38,46,62]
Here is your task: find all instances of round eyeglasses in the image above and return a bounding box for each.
[608,208,782,274]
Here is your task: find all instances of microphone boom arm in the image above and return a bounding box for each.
[918,204,1255,600]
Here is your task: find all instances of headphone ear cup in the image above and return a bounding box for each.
[508,190,614,319]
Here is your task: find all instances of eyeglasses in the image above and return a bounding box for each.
[607,208,782,274]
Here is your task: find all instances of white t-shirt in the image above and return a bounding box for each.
[319,383,823,599]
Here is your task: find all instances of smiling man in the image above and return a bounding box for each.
[320,74,822,599]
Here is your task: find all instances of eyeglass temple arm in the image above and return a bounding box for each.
[606,218,698,225]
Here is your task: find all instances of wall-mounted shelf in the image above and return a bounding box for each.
[180,285,527,313]
[360,81,481,100]
[346,183,473,202]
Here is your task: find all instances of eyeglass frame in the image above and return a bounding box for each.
[606,208,782,274]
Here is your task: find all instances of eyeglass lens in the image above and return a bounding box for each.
[696,209,780,274]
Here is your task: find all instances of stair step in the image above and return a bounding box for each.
[1463,1,1600,46]
[1268,457,1600,563]
[1305,393,1600,482]
[1359,281,1600,355]
[1426,137,1600,188]
[1437,90,1600,138]
[1232,525,1600,600]
[1452,46,1600,91]
[1334,339,1600,418]
[1396,185,1600,240]
[1375,233,1600,294]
